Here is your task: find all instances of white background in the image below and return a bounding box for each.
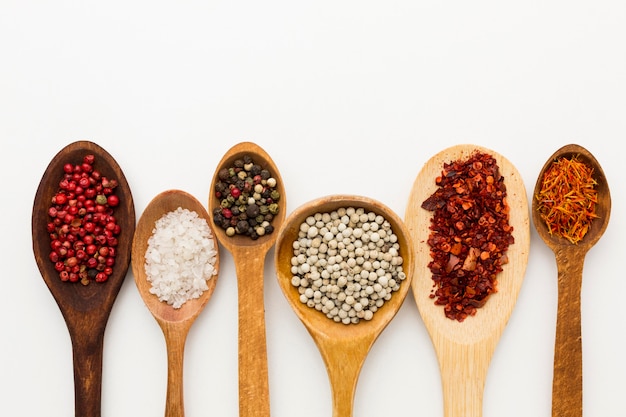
[2,1,625,416]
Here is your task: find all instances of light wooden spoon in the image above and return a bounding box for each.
[131,189,220,417]
[32,140,135,417]
[531,144,611,417]
[208,142,286,417]
[274,195,414,417]
[404,144,530,417]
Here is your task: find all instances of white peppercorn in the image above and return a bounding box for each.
[289,206,406,324]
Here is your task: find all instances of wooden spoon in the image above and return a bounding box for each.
[531,144,611,417]
[274,195,414,417]
[32,140,135,417]
[404,144,530,417]
[131,189,220,417]
[208,142,286,417]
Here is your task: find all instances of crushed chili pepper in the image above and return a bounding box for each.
[421,151,514,322]
[535,155,598,244]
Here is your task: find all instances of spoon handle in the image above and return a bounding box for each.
[233,250,271,417]
[161,322,191,417]
[70,327,105,417]
[552,249,585,417]
[319,338,369,417]
[438,343,490,417]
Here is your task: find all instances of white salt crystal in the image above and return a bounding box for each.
[144,207,218,309]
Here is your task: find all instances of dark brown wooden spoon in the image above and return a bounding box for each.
[208,142,286,417]
[132,189,220,417]
[32,140,135,417]
[532,144,611,417]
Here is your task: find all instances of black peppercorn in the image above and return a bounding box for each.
[236,220,249,234]
[246,204,259,218]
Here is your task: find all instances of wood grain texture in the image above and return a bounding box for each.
[405,144,530,417]
[32,141,135,417]
[208,142,286,417]
[274,195,415,417]
[132,189,220,417]
[531,144,611,417]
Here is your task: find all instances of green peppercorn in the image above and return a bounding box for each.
[269,203,279,215]
[271,190,280,201]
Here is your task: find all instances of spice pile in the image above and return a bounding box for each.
[144,207,218,309]
[421,151,514,322]
[212,155,280,240]
[535,155,598,244]
[46,154,121,285]
[289,207,407,325]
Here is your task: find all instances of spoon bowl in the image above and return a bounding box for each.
[131,189,220,417]
[274,195,414,417]
[531,144,611,417]
[208,141,286,417]
[404,144,529,417]
[532,144,611,251]
[32,140,135,417]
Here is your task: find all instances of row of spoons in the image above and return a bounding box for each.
[32,141,610,417]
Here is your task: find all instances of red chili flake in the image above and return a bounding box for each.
[421,151,514,322]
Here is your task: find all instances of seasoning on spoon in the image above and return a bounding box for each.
[534,154,598,244]
[421,151,514,322]
[212,154,280,240]
[46,154,122,285]
[145,207,218,309]
[289,206,407,324]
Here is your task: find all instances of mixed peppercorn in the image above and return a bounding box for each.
[46,154,121,285]
[421,151,514,322]
[212,155,280,240]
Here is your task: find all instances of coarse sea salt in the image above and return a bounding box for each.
[145,207,218,309]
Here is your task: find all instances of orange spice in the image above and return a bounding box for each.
[535,155,598,244]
